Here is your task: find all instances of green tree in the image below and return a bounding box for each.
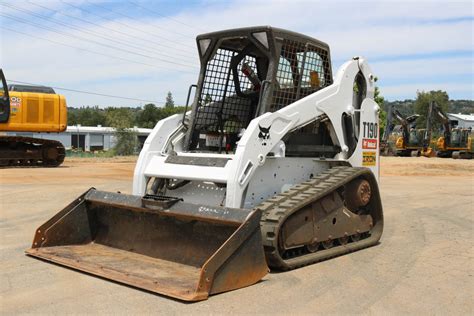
[165,91,175,108]
[204,93,212,105]
[67,106,106,126]
[136,103,158,128]
[156,105,187,121]
[373,78,387,136]
[67,108,78,125]
[414,90,449,128]
[106,108,137,155]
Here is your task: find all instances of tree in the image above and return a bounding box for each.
[165,91,175,108]
[414,90,449,128]
[373,78,387,136]
[84,106,104,126]
[204,93,212,105]
[67,109,78,125]
[136,103,158,128]
[106,108,137,155]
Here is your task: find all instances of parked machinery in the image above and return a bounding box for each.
[381,103,424,156]
[26,27,384,301]
[428,101,473,159]
[379,103,395,156]
[0,69,67,167]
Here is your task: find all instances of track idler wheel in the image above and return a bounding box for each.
[345,178,371,211]
[43,146,59,162]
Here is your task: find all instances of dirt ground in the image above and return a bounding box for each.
[1,156,473,314]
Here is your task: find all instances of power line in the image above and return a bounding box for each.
[0,25,197,74]
[127,0,207,33]
[1,2,197,66]
[8,80,165,104]
[88,0,197,39]
[0,13,198,69]
[28,1,196,59]
[64,0,196,50]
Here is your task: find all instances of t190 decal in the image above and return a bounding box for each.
[362,122,378,139]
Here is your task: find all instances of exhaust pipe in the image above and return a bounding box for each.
[26,189,268,301]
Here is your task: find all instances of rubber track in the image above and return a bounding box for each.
[258,166,381,270]
[0,136,66,167]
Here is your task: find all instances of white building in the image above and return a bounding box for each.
[447,113,474,129]
[6,125,153,151]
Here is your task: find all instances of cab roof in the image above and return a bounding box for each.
[8,84,56,94]
[196,26,330,51]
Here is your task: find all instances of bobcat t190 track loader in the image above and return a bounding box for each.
[26,26,384,301]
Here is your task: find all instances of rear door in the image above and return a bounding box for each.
[0,69,10,123]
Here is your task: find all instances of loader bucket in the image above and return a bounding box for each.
[26,189,268,301]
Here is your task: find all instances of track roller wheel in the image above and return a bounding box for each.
[322,239,334,249]
[351,233,361,242]
[306,241,320,253]
[338,236,349,245]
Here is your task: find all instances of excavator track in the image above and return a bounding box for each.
[0,136,66,167]
[258,166,383,270]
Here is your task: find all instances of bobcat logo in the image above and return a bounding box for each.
[258,124,271,146]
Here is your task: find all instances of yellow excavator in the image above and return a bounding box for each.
[0,69,67,167]
[427,101,473,159]
[381,103,426,156]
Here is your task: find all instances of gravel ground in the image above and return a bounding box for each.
[1,156,472,314]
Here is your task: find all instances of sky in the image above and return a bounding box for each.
[0,0,473,108]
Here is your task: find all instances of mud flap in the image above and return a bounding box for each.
[25,189,268,301]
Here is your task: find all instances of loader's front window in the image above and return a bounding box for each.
[188,39,269,153]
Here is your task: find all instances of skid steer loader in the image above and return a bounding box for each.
[26,26,384,301]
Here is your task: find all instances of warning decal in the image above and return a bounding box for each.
[362,151,376,166]
[10,96,21,107]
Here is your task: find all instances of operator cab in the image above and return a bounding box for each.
[450,128,470,147]
[185,26,333,154]
[0,69,10,123]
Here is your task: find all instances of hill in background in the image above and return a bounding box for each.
[385,99,473,116]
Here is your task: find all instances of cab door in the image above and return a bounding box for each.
[0,69,10,123]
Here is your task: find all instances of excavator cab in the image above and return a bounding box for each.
[0,69,10,123]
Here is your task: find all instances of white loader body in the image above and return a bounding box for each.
[28,27,384,301]
[133,58,380,208]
